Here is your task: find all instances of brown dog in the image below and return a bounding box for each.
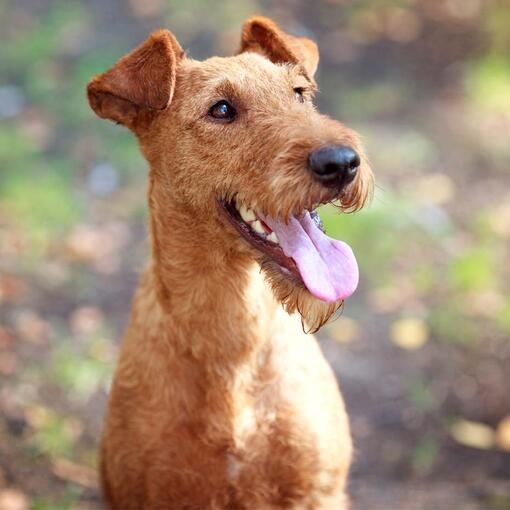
[87,16,372,509]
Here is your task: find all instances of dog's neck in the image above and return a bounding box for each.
[145,184,278,370]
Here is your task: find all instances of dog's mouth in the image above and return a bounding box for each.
[219,198,359,303]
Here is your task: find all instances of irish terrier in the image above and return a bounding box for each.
[87,16,372,509]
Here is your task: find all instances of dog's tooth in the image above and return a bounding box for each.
[239,204,256,222]
[267,232,279,244]
[251,220,266,235]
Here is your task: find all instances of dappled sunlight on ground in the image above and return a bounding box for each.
[1,0,510,508]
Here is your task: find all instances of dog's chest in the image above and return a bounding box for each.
[207,339,347,507]
[106,312,350,508]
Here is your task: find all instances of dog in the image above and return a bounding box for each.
[87,16,372,509]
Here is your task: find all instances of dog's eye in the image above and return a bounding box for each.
[294,87,305,103]
[208,100,237,121]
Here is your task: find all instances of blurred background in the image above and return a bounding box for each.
[1,0,510,508]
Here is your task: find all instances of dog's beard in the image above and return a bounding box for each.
[260,259,342,333]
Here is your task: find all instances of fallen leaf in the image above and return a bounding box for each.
[24,405,54,430]
[450,419,495,450]
[486,202,510,239]
[13,311,49,345]
[65,222,130,274]
[0,489,29,510]
[0,327,15,349]
[390,317,429,350]
[70,306,103,337]
[65,225,104,262]
[0,229,26,258]
[414,173,455,205]
[0,274,26,303]
[496,415,510,451]
[52,458,99,489]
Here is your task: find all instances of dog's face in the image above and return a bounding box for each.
[87,17,373,331]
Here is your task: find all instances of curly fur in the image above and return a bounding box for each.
[87,16,372,510]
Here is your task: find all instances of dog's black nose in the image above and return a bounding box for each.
[308,145,360,189]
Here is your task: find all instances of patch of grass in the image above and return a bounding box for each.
[466,54,510,111]
[412,436,439,475]
[101,127,147,178]
[496,299,510,335]
[2,2,88,79]
[1,166,83,242]
[0,126,40,170]
[32,490,81,510]
[31,412,76,459]
[52,346,110,400]
[449,246,498,293]
[412,263,438,294]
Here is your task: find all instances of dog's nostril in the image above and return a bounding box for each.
[308,145,360,189]
[323,163,340,176]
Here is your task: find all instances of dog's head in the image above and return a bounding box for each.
[87,17,373,331]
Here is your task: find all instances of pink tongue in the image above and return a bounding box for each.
[261,211,359,302]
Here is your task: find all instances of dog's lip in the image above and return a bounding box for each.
[218,198,305,281]
[218,197,359,303]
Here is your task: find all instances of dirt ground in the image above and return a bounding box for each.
[1,0,510,508]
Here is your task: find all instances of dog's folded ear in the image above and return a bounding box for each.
[240,16,319,78]
[87,30,184,129]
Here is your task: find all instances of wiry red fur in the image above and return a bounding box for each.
[87,16,373,509]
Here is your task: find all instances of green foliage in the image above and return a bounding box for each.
[484,3,510,59]
[485,494,510,510]
[32,502,73,510]
[466,55,510,111]
[412,264,438,294]
[497,300,510,335]
[32,492,80,510]
[449,247,498,293]
[31,413,75,458]
[1,2,89,79]
[412,437,439,475]
[1,167,82,241]
[101,127,147,177]
[0,126,39,169]
[52,345,109,400]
